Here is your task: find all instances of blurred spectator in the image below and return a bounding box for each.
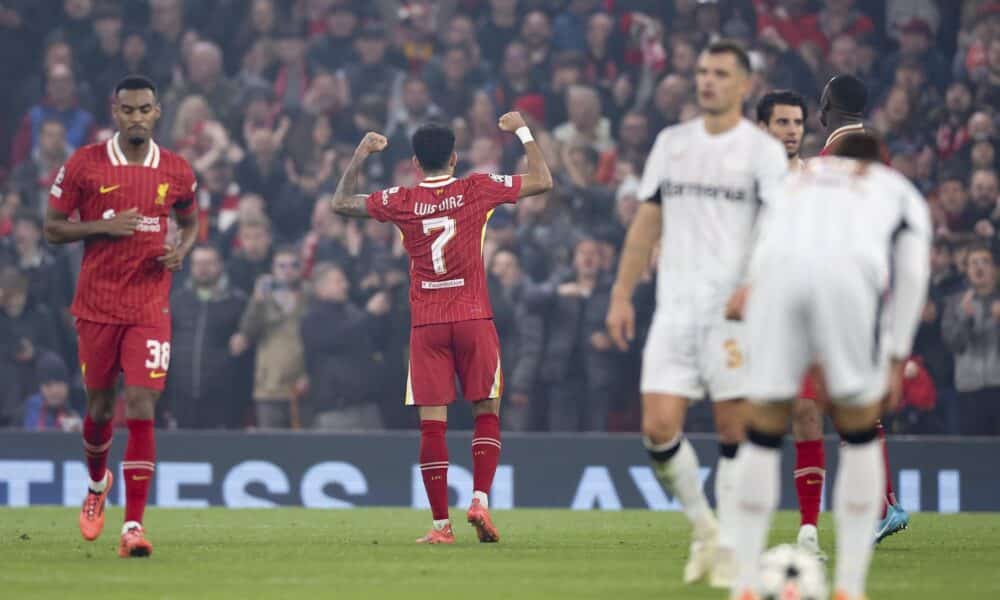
[514,238,617,431]
[648,74,692,133]
[301,263,384,430]
[8,119,72,213]
[10,63,95,167]
[167,245,250,429]
[22,350,81,432]
[340,23,403,105]
[553,0,601,53]
[163,41,240,137]
[521,10,554,82]
[232,0,279,75]
[935,80,973,162]
[307,3,358,73]
[491,41,543,114]
[0,266,60,427]
[488,248,530,430]
[227,216,275,295]
[0,210,74,333]
[881,17,949,91]
[384,76,444,165]
[146,0,187,87]
[478,0,520,67]
[942,245,1000,435]
[82,5,126,123]
[230,246,308,429]
[818,0,874,43]
[271,23,312,111]
[553,84,614,152]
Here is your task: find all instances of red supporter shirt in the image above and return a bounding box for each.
[365,172,522,327]
[49,134,197,325]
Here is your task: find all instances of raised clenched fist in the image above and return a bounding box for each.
[356,132,388,157]
[498,111,527,133]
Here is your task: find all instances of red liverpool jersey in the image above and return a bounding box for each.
[49,133,197,325]
[365,172,522,327]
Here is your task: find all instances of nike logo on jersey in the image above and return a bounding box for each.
[149,371,167,379]
[99,185,120,194]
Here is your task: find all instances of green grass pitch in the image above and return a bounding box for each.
[2,508,999,599]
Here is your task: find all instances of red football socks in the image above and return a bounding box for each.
[794,439,826,527]
[877,421,897,516]
[82,415,113,484]
[419,420,450,521]
[472,414,502,496]
[123,419,155,524]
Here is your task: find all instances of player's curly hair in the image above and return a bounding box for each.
[412,123,455,172]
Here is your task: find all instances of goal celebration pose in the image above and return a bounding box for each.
[330,112,552,543]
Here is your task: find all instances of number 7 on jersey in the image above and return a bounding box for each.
[422,216,456,275]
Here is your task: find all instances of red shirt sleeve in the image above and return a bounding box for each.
[471,173,523,208]
[48,154,84,215]
[364,186,402,222]
[174,159,199,217]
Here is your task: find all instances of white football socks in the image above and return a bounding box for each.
[834,439,884,599]
[715,453,737,552]
[473,490,489,509]
[731,441,780,595]
[647,435,716,535]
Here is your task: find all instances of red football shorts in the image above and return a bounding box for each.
[75,318,172,392]
[406,319,502,406]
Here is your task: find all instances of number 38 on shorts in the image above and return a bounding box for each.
[75,319,173,392]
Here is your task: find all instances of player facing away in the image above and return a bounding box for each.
[818,74,912,543]
[43,76,199,557]
[605,40,787,588]
[330,113,552,544]
[728,134,931,600]
[755,90,827,558]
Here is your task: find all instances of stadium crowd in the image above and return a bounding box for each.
[1,0,999,435]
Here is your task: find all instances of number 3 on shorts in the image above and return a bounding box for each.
[145,339,171,371]
[723,338,743,369]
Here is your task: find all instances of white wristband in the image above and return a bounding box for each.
[515,126,534,144]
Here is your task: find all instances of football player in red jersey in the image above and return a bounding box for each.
[817,75,911,545]
[331,112,552,544]
[43,75,199,558]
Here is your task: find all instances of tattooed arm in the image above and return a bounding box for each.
[331,131,388,218]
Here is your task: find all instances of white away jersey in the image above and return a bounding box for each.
[638,118,788,312]
[749,157,932,358]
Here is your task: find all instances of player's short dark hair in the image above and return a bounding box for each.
[705,39,751,73]
[756,90,808,124]
[412,123,455,172]
[825,74,867,115]
[831,132,883,161]
[114,75,157,98]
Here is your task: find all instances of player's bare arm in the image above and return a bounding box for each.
[606,202,662,350]
[44,206,141,244]
[158,207,199,272]
[498,111,553,198]
[331,132,388,218]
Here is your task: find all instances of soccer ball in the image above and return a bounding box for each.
[756,544,828,600]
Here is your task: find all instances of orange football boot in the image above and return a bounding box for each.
[79,470,113,541]
[118,523,154,558]
[415,524,455,544]
[466,499,500,543]
[834,591,868,600]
